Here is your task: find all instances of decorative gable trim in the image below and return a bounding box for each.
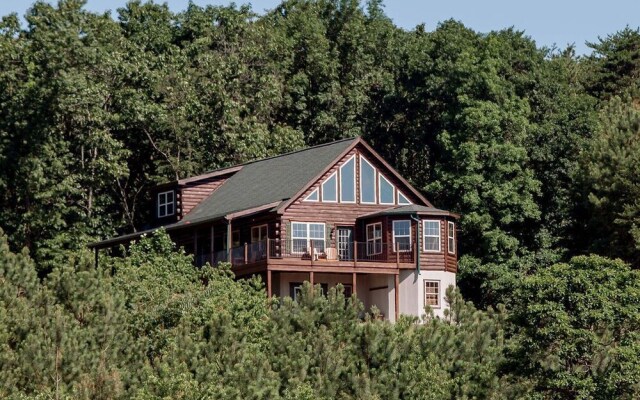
[276,137,433,213]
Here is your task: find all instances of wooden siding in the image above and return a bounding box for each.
[180,174,231,216]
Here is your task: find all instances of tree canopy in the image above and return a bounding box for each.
[1,1,639,398]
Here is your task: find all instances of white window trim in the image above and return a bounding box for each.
[448,221,455,254]
[339,155,356,203]
[157,190,175,218]
[251,224,268,242]
[366,222,383,255]
[291,222,326,254]
[397,191,412,205]
[304,188,319,202]
[321,172,338,203]
[378,174,396,205]
[423,220,441,252]
[359,155,377,204]
[424,279,441,309]
[392,220,411,252]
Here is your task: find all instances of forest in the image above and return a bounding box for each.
[0,0,639,398]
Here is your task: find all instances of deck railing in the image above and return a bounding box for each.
[198,239,415,268]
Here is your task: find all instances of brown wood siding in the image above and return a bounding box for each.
[418,217,447,271]
[180,175,230,216]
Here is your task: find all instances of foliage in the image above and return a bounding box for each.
[0,0,639,398]
[507,255,640,399]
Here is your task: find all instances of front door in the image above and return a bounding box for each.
[337,227,353,261]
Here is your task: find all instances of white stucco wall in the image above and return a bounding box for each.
[415,270,456,320]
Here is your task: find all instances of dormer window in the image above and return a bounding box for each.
[157,190,175,218]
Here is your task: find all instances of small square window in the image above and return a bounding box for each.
[424,280,440,308]
[157,190,175,218]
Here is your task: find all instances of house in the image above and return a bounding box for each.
[91,137,459,321]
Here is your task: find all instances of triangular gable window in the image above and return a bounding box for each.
[340,155,356,203]
[398,191,411,205]
[360,156,377,204]
[379,174,395,204]
[322,172,337,202]
[304,188,319,202]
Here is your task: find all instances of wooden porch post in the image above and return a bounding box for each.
[210,225,214,263]
[353,241,358,267]
[310,271,314,286]
[267,269,272,298]
[395,273,400,321]
[226,221,232,263]
[352,272,357,295]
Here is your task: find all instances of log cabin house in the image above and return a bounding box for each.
[91,137,459,321]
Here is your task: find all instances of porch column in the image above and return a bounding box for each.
[352,272,357,295]
[267,269,272,298]
[310,271,315,286]
[226,220,232,262]
[210,225,214,262]
[394,273,400,321]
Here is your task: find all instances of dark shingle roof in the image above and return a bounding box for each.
[359,204,459,219]
[176,138,358,225]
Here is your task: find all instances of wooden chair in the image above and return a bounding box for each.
[325,247,338,261]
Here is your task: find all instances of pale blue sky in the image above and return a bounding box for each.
[2,0,639,54]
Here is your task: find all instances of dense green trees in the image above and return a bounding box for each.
[1,0,640,398]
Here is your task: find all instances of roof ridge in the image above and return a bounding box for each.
[177,137,359,184]
[236,136,359,167]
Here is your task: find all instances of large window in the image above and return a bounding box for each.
[379,174,395,204]
[340,156,356,203]
[366,222,382,255]
[157,191,174,218]
[424,280,440,308]
[291,222,325,254]
[360,156,376,204]
[392,220,411,252]
[448,221,455,254]
[251,224,268,242]
[322,172,337,202]
[423,220,441,252]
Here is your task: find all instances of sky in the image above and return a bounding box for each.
[1,0,639,55]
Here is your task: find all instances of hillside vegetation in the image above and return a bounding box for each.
[1,1,639,398]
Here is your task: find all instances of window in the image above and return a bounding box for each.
[379,174,395,204]
[424,280,440,308]
[360,156,376,204]
[340,156,356,203]
[291,222,325,254]
[157,191,174,218]
[343,284,353,298]
[366,222,382,255]
[423,220,441,252]
[232,230,241,247]
[322,172,337,202]
[448,221,455,254]
[304,188,319,202]
[392,220,411,252]
[251,224,268,242]
[290,282,328,300]
[398,192,411,205]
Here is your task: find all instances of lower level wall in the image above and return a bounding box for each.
[273,270,456,322]
[409,270,456,319]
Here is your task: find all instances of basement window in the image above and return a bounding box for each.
[424,280,440,308]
